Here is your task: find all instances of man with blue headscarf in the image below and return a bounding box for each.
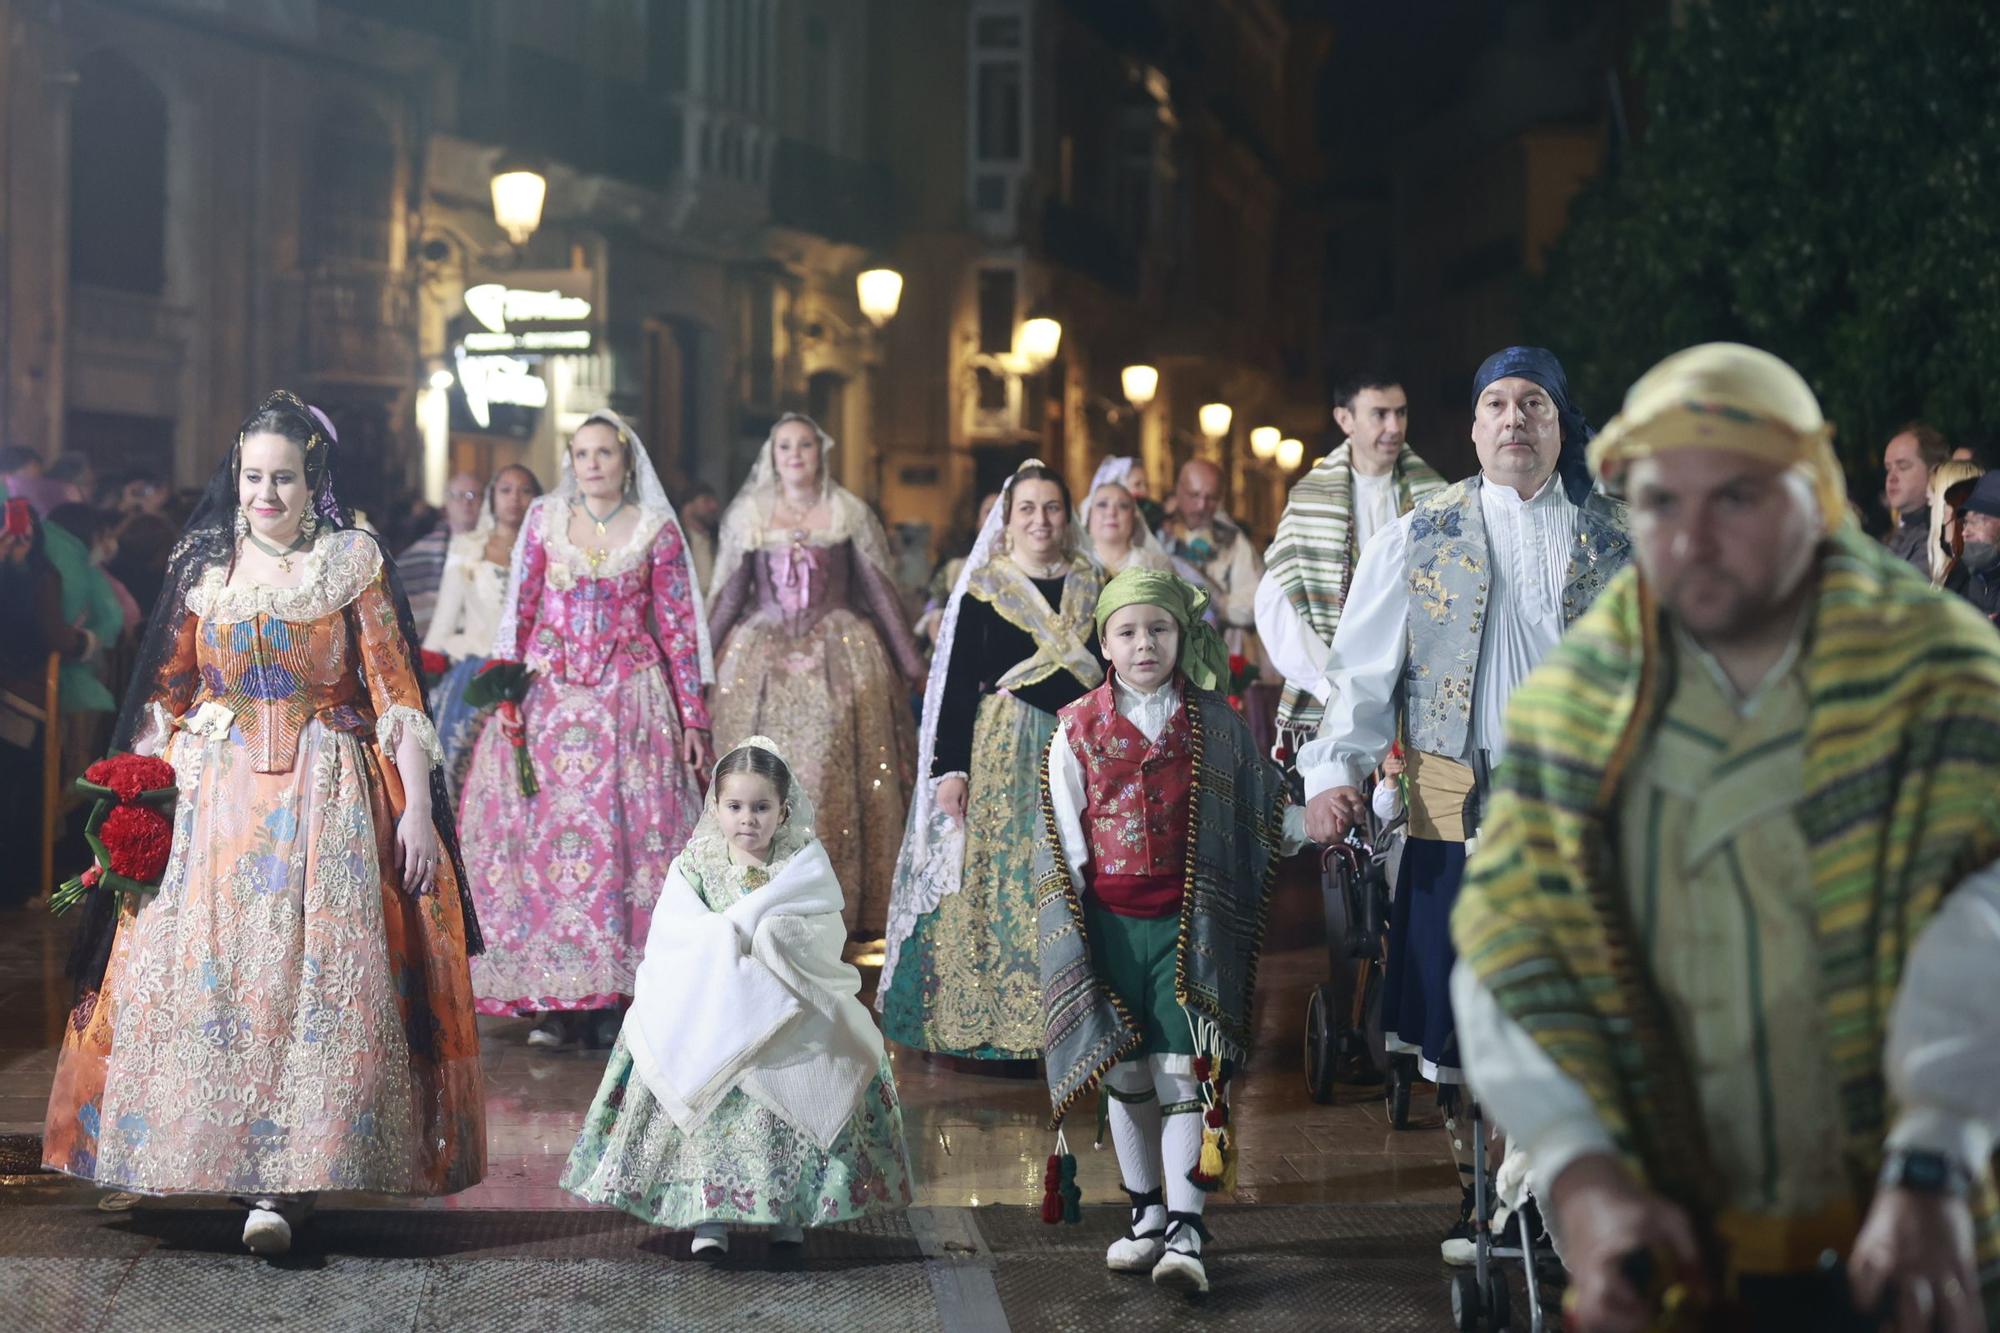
[1296,346,1632,1262]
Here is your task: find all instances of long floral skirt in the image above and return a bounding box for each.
[710,609,916,934]
[562,1031,912,1228]
[877,692,1053,1060]
[430,654,489,809]
[461,662,702,1015]
[41,720,486,1196]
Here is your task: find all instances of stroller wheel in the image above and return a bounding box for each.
[1303,985,1337,1104]
[1484,1270,1512,1331]
[1387,1053,1415,1129]
[1448,1269,1480,1330]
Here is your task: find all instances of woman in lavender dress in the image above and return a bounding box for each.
[707,413,922,935]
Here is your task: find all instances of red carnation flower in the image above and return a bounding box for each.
[1227,653,1248,675]
[83,754,175,804]
[419,648,450,677]
[99,804,174,882]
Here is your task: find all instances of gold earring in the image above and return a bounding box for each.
[234,509,249,539]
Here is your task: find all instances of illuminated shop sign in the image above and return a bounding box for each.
[460,269,596,353]
[454,348,548,429]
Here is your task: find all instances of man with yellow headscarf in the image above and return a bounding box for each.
[1451,343,2000,1331]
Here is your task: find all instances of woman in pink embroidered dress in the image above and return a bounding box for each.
[459,411,715,1049]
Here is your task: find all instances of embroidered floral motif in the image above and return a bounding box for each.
[1409,507,1464,542]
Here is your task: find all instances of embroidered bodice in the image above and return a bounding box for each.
[145,528,436,775]
[706,533,924,679]
[1060,680,1194,882]
[503,496,711,733]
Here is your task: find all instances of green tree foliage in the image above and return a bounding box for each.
[1526,0,2000,481]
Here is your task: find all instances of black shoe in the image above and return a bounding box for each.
[586,1009,622,1050]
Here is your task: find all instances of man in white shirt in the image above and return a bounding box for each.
[1255,369,1447,759]
[1298,346,1632,1256]
[1453,343,2000,1332]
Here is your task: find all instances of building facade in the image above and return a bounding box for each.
[2,0,1332,567]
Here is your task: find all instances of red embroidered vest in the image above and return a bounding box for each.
[1059,681,1194,917]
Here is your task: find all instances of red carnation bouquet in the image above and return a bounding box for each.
[49,754,178,914]
[419,648,451,687]
[462,659,538,796]
[1226,652,1260,715]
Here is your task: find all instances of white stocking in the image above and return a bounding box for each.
[1103,1060,1164,1194]
[1153,1062,1208,1254]
[1103,1060,1166,1239]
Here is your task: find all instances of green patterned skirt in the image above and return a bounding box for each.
[878,692,1054,1060]
[561,1033,913,1229]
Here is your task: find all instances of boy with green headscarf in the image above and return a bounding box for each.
[1034,566,1305,1294]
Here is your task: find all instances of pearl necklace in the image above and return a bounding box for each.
[1011,552,1068,580]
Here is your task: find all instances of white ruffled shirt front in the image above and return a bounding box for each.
[1298,474,1580,796]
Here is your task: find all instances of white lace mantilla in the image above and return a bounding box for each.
[187,528,383,624]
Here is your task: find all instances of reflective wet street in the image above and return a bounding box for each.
[1,864,1476,1329]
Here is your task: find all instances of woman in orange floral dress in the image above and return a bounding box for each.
[42,392,485,1256]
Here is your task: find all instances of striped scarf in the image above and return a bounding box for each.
[1264,443,1446,736]
[1454,527,2000,1287]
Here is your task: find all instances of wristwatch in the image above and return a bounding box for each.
[1878,1148,1972,1198]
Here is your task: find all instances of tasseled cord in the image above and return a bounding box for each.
[1185,1012,1238,1193]
[1040,1128,1083,1225]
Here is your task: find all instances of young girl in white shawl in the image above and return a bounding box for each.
[561,737,913,1256]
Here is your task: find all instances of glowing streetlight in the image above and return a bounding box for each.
[857,268,905,327]
[490,154,548,247]
[1015,315,1063,370]
[1277,437,1305,470]
[1198,402,1233,440]
[1249,426,1280,460]
[1121,364,1159,409]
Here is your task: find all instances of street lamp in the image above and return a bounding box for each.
[490,153,548,247]
[1198,402,1233,440]
[1121,364,1159,410]
[1015,314,1063,370]
[1249,426,1280,461]
[1277,437,1305,470]
[857,268,904,327]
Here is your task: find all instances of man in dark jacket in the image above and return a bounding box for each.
[1882,422,1951,572]
[1946,472,2000,622]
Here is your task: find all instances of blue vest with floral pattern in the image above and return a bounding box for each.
[1401,475,1630,759]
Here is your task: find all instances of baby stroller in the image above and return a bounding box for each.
[1448,1098,1553,1332]
[1301,804,1400,1106]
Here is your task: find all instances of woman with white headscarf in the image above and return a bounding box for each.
[706,413,923,935]
[1082,456,1216,606]
[459,411,715,1050]
[876,460,1105,1064]
[423,463,542,804]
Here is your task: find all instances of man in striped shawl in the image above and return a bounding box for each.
[1453,343,2000,1331]
[1255,370,1447,757]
